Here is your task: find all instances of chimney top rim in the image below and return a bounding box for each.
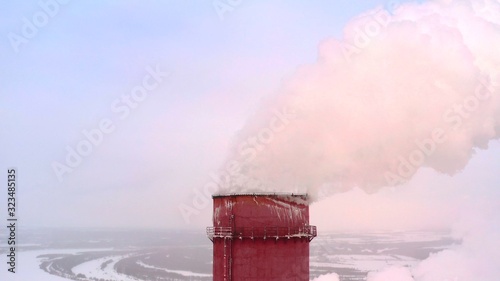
[212,192,308,198]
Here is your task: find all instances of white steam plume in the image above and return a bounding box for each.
[219,0,500,199]
[364,196,500,281]
[311,272,340,281]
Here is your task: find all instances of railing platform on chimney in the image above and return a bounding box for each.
[207,225,317,242]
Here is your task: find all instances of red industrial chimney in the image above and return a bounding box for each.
[207,193,317,281]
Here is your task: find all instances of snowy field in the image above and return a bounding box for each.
[0,229,457,281]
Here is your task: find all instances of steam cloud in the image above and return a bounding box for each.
[362,199,500,280]
[218,0,500,200]
[217,1,500,280]
[312,273,340,281]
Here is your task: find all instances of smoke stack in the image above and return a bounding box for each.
[207,193,316,280]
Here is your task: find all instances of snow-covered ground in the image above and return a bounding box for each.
[311,254,419,272]
[0,249,111,281]
[72,254,141,281]
[136,260,212,277]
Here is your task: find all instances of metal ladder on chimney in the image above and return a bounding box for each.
[223,204,234,281]
[223,237,232,281]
